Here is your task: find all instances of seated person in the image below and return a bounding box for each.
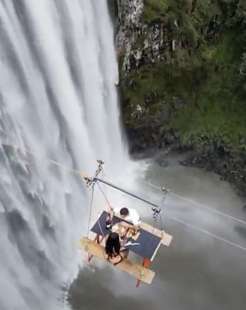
[105,208,140,255]
[111,222,128,238]
[109,213,140,259]
[113,207,141,232]
[105,232,123,265]
[111,222,138,240]
[107,206,140,227]
[109,225,131,259]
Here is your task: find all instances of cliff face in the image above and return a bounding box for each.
[115,0,246,194]
[116,0,170,73]
[116,0,143,52]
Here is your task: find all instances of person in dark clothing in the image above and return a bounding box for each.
[105,232,123,265]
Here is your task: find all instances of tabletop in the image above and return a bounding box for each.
[90,211,162,261]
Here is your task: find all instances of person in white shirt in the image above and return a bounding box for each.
[113,207,140,226]
[106,207,141,234]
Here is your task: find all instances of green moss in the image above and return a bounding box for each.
[143,0,219,24]
[122,0,246,152]
[122,25,246,149]
[171,31,246,148]
[143,0,169,22]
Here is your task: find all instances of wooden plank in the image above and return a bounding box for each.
[140,222,173,247]
[136,258,152,287]
[80,237,155,285]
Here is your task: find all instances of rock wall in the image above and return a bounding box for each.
[115,0,246,195]
[116,0,173,73]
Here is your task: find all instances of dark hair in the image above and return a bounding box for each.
[120,207,129,217]
[105,232,121,258]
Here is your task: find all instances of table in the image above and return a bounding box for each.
[90,211,162,286]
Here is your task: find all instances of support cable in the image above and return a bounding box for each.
[146,181,246,226]
[96,181,112,210]
[166,213,246,253]
[87,183,95,237]
[2,138,246,253]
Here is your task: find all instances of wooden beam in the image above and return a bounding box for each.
[140,222,173,247]
[80,237,155,285]
[136,258,152,287]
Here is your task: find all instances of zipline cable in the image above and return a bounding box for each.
[146,181,246,226]
[2,142,83,176]
[87,183,95,237]
[1,130,245,221]
[1,140,162,210]
[166,213,246,253]
[96,181,112,210]
[94,178,246,253]
[3,136,244,227]
[2,139,246,253]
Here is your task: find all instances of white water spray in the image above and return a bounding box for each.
[0,1,128,309]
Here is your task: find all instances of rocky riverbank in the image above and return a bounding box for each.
[113,0,246,195]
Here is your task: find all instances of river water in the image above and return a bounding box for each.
[69,155,246,310]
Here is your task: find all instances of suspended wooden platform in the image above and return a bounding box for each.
[80,211,173,286]
[140,222,173,247]
[78,161,173,286]
[80,237,155,285]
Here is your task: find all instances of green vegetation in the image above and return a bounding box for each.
[122,0,246,152]
[143,0,169,22]
[172,30,246,150]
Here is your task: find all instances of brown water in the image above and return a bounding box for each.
[68,157,246,310]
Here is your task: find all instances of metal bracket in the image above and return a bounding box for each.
[85,160,104,188]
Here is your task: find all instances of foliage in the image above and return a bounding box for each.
[122,0,246,151]
[143,0,169,22]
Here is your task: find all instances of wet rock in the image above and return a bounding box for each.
[179,145,246,196]
[156,157,169,167]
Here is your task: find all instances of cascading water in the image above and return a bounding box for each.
[0,1,128,309]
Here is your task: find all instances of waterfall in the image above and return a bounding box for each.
[0,1,128,309]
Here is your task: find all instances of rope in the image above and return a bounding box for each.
[95,182,116,237]
[97,212,105,237]
[166,213,246,253]
[171,192,246,226]
[96,182,112,210]
[146,181,246,226]
[1,142,90,179]
[2,139,246,253]
[87,183,95,237]
[1,133,244,221]
[1,140,100,238]
[94,178,246,253]
[146,181,246,253]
